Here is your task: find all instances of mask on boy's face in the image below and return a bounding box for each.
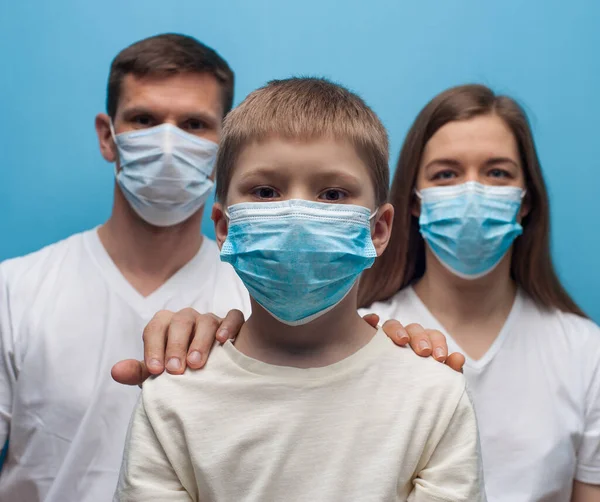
[220,199,378,326]
[110,122,218,227]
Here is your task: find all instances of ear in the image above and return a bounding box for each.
[211,202,228,250]
[371,203,394,257]
[519,191,531,221]
[410,192,421,218]
[95,113,117,163]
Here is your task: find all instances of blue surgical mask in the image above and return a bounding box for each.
[110,123,217,227]
[221,199,378,326]
[417,182,525,279]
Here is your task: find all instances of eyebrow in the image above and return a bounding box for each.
[424,156,519,170]
[120,106,220,126]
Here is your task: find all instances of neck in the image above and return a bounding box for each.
[413,247,517,325]
[97,185,204,296]
[235,287,375,368]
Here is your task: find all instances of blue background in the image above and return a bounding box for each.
[0,0,598,321]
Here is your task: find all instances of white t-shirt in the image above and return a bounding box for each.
[0,229,251,502]
[115,329,486,502]
[368,286,600,502]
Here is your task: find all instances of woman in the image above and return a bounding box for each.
[359,84,600,502]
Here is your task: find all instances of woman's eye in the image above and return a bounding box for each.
[489,168,510,178]
[432,170,456,181]
[319,189,347,202]
[252,187,279,199]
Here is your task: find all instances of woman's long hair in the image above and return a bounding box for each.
[359,84,585,317]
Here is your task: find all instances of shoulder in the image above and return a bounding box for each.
[377,332,467,402]
[0,231,90,294]
[141,343,230,416]
[519,293,600,346]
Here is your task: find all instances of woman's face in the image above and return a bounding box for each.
[415,113,527,190]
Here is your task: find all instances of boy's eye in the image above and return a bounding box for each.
[252,186,279,199]
[319,189,347,202]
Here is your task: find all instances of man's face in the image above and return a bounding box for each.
[97,72,224,165]
[114,72,224,141]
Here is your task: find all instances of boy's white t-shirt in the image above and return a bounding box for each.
[366,287,600,502]
[115,328,486,502]
[0,229,251,502]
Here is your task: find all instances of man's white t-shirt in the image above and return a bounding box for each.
[368,286,600,502]
[0,229,251,502]
[115,328,486,502]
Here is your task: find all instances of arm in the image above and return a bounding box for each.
[573,336,600,500]
[572,481,600,502]
[0,268,15,454]
[115,394,193,502]
[409,389,486,502]
[111,311,464,386]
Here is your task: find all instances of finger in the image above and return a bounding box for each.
[362,313,380,328]
[381,319,410,346]
[445,352,466,373]
[215,309,245,344]
[425,329,449,362]
[406,323,433,356]
[184,313,221,369]
[111,359,151,386]
[142,310,175,375]
[164,308,203,374]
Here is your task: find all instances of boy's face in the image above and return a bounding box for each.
[213,137,393,257]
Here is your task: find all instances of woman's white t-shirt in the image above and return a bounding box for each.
[365,287,600,502]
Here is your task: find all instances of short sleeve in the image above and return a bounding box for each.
[409,388,487,502]
[575,322,600,484]
[114,393,193,502]
[0,265,17,447]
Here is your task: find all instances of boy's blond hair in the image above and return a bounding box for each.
[215,77,389,205]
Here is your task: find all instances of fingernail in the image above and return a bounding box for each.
[434,347,445,359]
[149,358,162,369]
[188,351,202,365]
[217,328,229,340]
[418,340,431,351]
[166,358,181,372]
[397,330,409,344]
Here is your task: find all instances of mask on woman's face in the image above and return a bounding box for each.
[111,122,218,227]
[416,181,525,279]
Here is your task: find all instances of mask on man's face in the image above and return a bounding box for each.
[110,122,217,227]
[220,199,378,326]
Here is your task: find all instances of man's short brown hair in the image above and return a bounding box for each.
[106,33,234,119]
[215,77,389,205]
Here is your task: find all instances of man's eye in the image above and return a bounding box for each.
[319,189,347,202]
[133,115,153,127]
[184,119,206,131]
[252,187,279,199]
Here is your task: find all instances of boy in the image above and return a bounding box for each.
[115,78,486,501]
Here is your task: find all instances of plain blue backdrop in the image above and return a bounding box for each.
[0,0,598,321]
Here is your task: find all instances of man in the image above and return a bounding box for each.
[0,33,250,501]
[0,33,456,501]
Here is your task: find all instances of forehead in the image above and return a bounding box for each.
[117,72,224,119]
[234,137,370,173]
[422,114,520,163]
